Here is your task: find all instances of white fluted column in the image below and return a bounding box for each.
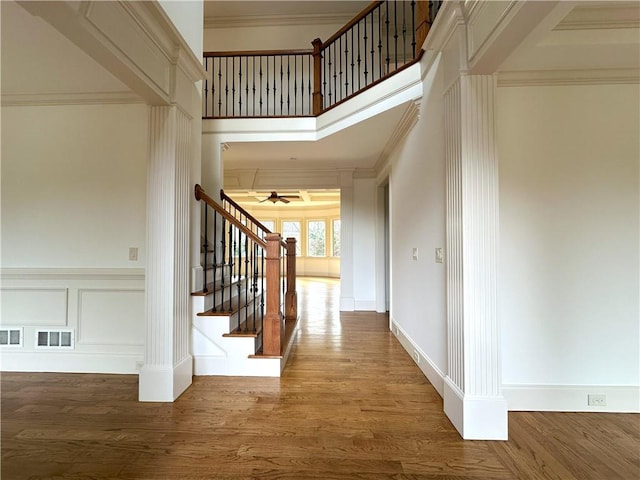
[443,74,507,440]
[139,105,193,402]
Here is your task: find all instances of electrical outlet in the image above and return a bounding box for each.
[588,394,606,407]
[413,351,420,364]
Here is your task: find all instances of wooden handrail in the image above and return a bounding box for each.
[204,49,313,58]
[220,189,273,234]
[321,1,384,48]
[195,184,266,248]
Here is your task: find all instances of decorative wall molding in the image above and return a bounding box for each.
[1,91,144,107]
[554,5,640,31]
[374,100,421,174]
[77,288,144,346]
[18,0,205,108]
[498,68,640,87]
[0,268,144,281]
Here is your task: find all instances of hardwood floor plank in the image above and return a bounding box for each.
[2,278,638,479]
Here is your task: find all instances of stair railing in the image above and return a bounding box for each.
[203,0,442,119]
[195,185,297,356]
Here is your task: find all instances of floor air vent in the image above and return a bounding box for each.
[0,328,23,347]
[36,329,74,349]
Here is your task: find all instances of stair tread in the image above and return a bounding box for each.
[196,294,263,317]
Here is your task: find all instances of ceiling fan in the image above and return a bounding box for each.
[260,191,300,204]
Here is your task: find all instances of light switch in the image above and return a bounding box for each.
[129,247,138,261]
[435,247,444,263]
[412,248,419,260]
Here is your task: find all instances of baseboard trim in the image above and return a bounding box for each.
[354,300,376,311]
[391,319,445,397]
[0,351,142,374]
[503,384,640,413]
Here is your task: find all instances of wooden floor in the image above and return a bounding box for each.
[2,277,639,479]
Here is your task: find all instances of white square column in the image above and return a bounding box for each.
[443,74,507,440]
[139,105,193,402]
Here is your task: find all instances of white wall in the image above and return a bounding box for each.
[2,104,148,268]
[159,0,203,59]
[353,177,377,310]
[389,56,447,391]
[205,23,343,52]
[498,84,640,396]
[1,103,148,373]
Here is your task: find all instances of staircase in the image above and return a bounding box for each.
[191,185,298,377]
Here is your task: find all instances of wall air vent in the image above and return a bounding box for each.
[35,329,74,349]
[0,328,23,347]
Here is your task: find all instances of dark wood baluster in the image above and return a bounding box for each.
[287,55,291,115]
[357,22,361,90]
[220,216,226,312]
[332,43,337,103]
[245,56,249,116]
[322,47,327,108]
[294,55,297,115]
[238,229,243,331]
[217,58,222,116]
[338,36,343,102]
[244,235,249,331]
[232,57,242,117]
[228,220,233,312]
[265,56,269,115]
[202,203,208,293]
[402,1,407,64]
[328,43,333,106]
[370,11,375,82]
[204,57,209,117]
[411,1,417,58]
[378,6,383,80]
[394,0,398,70]
[351,29,355,95]
[364,17,368,85]
[386,2,390,74]
[344,34,349,97]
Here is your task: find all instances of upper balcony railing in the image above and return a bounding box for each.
[203,0,442,119]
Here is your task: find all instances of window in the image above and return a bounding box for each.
[307,220,326,257]
[261,220,275,233]
[332,219,341,257]
[282,221,301,255]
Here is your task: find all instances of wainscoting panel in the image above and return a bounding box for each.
[77,289,144,346]
[0,288,68,326]
[0,268,144,373]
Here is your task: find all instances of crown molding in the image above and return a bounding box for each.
[374,100,421,174]
[1,91,145,107]
[205,13,354,29]
[498,68,640,87]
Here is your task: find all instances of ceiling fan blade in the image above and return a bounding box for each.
[280,195,300,199]
[280,197,290,204]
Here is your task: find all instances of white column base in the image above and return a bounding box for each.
[444,377,508,440]
[139,355,193,402]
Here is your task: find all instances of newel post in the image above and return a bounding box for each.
[264,233,284,356]
[312,38,324,116]
[285,237,297,321]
